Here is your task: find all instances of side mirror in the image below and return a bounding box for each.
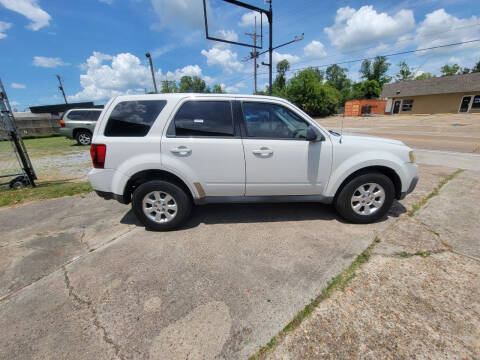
[305,126,324,141]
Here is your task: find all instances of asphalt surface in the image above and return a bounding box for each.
[0,163,458,359]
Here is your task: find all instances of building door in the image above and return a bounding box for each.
[392,100,401,114]
[459,96,471,113]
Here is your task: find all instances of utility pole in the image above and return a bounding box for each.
[267,0,273,95]
[245,17,261,94]
[56,75,67,104]
[145,52,158,94]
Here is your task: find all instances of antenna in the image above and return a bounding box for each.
[340,113,344,144]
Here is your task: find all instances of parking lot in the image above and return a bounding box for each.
[0,114,479,359]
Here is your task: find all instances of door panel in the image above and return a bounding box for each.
[239,101,332,196]
[162,137,245,196]
[243,139,331,196]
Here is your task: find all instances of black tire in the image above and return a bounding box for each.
[334,172,395,224]
[76,130,92,145]
[132,180,192,231]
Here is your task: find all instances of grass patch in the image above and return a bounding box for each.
[0,181,92,207]
[249,238,379,360]
[397,251,431,258]
[0,136,88,161]
[408,169,464,217]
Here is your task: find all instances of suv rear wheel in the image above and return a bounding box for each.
[334,172,395,224]
[76,130,92,145]
[132,180,192,231]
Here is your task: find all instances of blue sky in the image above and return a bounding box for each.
[1,0,479,110]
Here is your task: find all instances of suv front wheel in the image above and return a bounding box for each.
[132,180,192,231]
[334,172,395,224]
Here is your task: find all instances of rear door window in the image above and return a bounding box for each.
[104,100,167,137]
[171,101,234,137]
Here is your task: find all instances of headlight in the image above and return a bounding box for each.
[409,151,415,163]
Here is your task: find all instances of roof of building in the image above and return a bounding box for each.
[381,72,480,98]
[29,102,102,114]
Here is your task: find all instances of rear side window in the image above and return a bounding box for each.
[104,100,167,137]
[171,101,234,137]
[67,110,89,120]
[87,111,102,121]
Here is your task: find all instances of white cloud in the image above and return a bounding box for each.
[33,56,70,68]
[414,9,480,55]
[98,0,113,4]
[303,40,327,59]
[324,5,414,50]
[238,11,268,27]
[224,81,246,94]
[201,47,244,73]
[11,82,26,89]
[365,42,389,57]
[0,0,51,31]
[164,64,213,84]
[150,44,175,58]
[151,0,204,30]
[0,21,12,38]
[270,51,301,67]
[69,52,212,101]
[212,29,238,49]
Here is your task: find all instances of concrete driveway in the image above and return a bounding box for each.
[0,165,454,359]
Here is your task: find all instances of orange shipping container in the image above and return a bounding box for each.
[344,99,386,116]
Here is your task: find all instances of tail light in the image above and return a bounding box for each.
[90,144,106,169]
[60,119,65,127]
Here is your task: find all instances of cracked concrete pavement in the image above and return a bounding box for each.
[265,170,480,360]
[0,164,460,359]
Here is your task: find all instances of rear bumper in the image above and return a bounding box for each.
[59,128,74,139]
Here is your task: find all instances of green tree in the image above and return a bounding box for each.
[460,67,470,74]
[212,84,225,93]
[360,56,392,86]
[351,80,381,99]
[441,64,460,76]
[325,64,350,91]
[178,76,207,92]
[285,68,341,117]
[414,72,435,80]
[272,59,290,94]
[472,60,480,73]
[395,61,414,81]
[161,80,178,93]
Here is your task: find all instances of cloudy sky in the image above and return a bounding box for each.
[1,0,479,110]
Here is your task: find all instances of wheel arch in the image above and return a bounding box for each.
[333,166,402,201]
[73,128,92,139]
[123,169,194,204]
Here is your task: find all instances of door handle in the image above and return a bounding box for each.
[171,146,192,155]
[252,147,273,156]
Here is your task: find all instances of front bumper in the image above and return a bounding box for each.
[399,176,419,200]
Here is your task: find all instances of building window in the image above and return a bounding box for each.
[472,95,480,109]
[402,99,414,111]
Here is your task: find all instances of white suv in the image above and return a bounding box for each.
[88,94,418,230]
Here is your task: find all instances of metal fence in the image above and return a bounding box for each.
[0,79,36,188]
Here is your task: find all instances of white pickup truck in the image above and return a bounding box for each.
[88,94,418,230]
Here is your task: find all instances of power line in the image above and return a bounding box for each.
[221,22,480,87]
[222,37,480,88]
